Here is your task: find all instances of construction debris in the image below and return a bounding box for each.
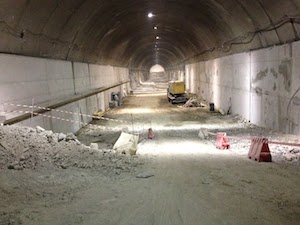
[36,126,46,133]
[219,108,226,115]
[182,97,204,108]
[283,149,300,162]
[113,132,139,155]
[0,125,141,174]
[58,133,66,142]
[0,115,6,125]
[198,128,209,139]
[93,110,105,119]
[136,171,154,179]
[90,143,98,150]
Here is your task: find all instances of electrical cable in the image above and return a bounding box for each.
[183,14,300,62]
[1,14,300,63]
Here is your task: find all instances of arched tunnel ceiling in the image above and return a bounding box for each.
[0,0,300,70]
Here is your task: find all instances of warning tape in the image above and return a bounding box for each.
[206,131,300,148]
[2,102,131,124]
[0,109,122,132]
[265,140,300,147]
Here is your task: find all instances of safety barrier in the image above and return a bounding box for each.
[1,102,131,124]
[248,137,272,162]
[0,109,124,132]
[215,133,230,149]
[206,130,300,162]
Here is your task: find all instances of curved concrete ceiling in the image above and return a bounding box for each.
[0,0,300,70]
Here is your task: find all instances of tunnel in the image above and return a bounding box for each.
[0,1,300,225]
[0,0,299,133]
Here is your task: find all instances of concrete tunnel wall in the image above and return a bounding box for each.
[185,41,300,135]
[0,53,130,133]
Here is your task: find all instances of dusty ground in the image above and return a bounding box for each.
[0,91,300,225]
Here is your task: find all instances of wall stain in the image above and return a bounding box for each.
[278,58,292,92]
[205,73,210,82]
[253,68,268,83]
[254,87,263,95]
[270,68,278,78]
[273,83,277,91]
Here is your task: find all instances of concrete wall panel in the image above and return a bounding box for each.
[0,53,129,133]
[73,62,90,94]
[186,41,300,134]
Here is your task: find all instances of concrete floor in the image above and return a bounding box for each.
[77,93,300,225]
[0,93,299,225]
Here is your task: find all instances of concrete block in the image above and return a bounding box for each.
[0,115,6,124]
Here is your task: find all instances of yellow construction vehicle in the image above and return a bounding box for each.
[167,81,188,104]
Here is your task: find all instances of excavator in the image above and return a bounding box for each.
[167,81,188,104]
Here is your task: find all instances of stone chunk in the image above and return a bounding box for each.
[36,126,45,133]
[58,133,66,142]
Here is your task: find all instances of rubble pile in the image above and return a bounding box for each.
[273,145,300,163]
[0,125,141,174]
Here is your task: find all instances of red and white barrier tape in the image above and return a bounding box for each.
[207,131,300,147]
[2,102,131,124]
[0,109,122,131]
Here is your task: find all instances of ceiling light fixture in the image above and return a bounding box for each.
[148,13,154,18]
[156,36,159,39]
[154,26,158,30]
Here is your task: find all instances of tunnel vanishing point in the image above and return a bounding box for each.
[0,0,300,135]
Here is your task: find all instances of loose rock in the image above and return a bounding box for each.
[58,133,66,142]
[36,126,45,133]
[0,126,141,175]
[65,133,77,142]
[136,172,154,179]
[90,143,98,150]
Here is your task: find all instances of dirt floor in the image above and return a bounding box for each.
[0,91,300,225]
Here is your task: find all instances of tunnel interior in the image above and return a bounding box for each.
[1,0,300,135]
[1,2,300,225]
[0,0,300,134]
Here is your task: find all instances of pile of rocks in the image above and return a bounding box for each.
[273,146,300,163]
[0,125,141,174]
